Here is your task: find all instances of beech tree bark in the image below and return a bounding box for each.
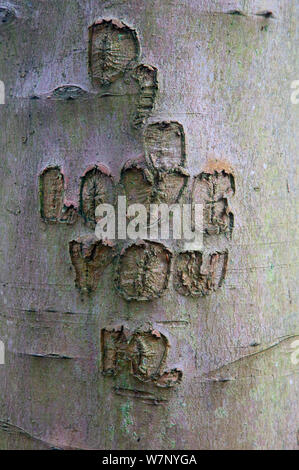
[0,0,298,450]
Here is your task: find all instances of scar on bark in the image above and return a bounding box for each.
[113,387,168,405]
[88,18,139,87]
[198,335,299,383]
[0,6,17,25]
[47,85,90,100]
[115,240,172,301]
[225,9,276,19]
[132,64,158,128]
[39,166,77,224]
[256,11,275,19]
[79,165,114,229]
[226,10,245,16]
[174,251,228,297]
[101,326,182,388]
[69,235,116,293]
[192,163,235,237]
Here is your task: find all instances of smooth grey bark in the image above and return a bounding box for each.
[0,0,298,449]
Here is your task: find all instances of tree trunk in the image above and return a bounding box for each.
[0,0,298,450]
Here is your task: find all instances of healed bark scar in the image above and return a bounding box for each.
[0,6,17,26]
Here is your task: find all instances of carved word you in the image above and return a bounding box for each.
[68,235,228,300]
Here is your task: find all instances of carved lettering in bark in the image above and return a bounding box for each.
[115,241,172,301]
[133,64,158,128]
[88,19,139,87]
[192,168,235,236]
[173,251,228,297]
[144,122,188,203]
[39,166,77,224]
[79,165,114,229]
[144,121,186,171]
[69,235,115,293]
[101,326,182,388]
[153,169,189,204]
[120,157,154,212]
[121,156,188,209]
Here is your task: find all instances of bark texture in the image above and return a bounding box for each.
[0,0,298,449]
